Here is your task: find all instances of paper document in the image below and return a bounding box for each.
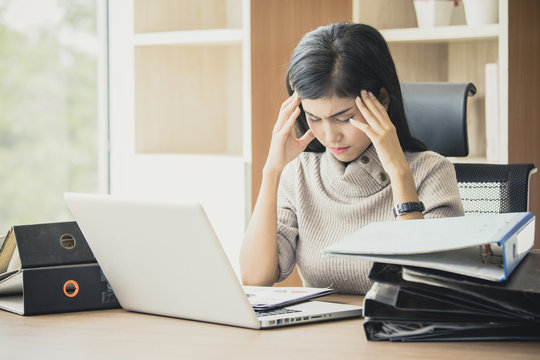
[244,286,335,311]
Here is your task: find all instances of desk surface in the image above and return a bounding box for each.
[1,295,539,359]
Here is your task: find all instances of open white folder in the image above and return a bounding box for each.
[323,212,535,282]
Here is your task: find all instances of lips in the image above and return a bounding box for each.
[330,147,349,154]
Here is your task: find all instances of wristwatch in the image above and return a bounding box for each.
[393,201,425,217]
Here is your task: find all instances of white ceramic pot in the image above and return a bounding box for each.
[414,0,455,28]
[463,0,499,26]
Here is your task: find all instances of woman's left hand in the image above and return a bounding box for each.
[350,90,409,178]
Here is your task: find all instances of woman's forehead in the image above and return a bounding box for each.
[301,96,356,117]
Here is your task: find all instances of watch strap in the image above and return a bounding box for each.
[393,201,425,217]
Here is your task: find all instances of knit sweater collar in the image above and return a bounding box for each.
[320,144,391,197]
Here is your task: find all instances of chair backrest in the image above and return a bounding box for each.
[401,82,476,157]
[401,81,536,215]
[454,163,537,215]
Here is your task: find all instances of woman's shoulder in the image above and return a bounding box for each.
[405,150,455,175]
[405,150,448,164]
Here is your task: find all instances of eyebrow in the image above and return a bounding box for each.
[304,107,353,119]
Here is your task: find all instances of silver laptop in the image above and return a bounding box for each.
[63,193,363,329]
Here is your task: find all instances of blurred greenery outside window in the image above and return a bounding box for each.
[0,0,107,234]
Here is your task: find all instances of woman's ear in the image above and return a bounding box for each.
[378,87,390,110]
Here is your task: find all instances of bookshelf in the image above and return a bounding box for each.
[131,0,246,156]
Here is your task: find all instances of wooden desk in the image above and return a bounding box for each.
[1,295,539,359]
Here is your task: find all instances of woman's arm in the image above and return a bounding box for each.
[417,157,465,218]
[240,93,314,285]
[240,167,281,286]
[352,90,423,220]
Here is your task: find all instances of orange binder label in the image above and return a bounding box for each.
[63,280,80,298]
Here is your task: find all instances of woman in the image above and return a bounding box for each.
[240,23,464,294]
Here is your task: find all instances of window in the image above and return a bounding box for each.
[0,0,107,232]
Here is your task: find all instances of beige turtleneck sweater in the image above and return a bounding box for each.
[276,145,464,294]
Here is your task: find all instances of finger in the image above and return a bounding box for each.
[366,91,392,130]
[360,90,380,113]
[368,91,388,113]
[279,106,300,135]
[274,94,300,132]
[282,93,300,115]
[350,118,375,138]
[298,128,315,148]
[280,91,298,111]
[360,91,391,130]
[355,95,383,133]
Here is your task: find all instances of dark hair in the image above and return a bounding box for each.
[286,22,426,153]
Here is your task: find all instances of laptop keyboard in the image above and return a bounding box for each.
[255,308,302,317]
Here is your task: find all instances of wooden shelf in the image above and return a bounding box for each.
[381,24,500,43]
[134,29,243,46]
[448,156,491,164]
[131,152,247,162]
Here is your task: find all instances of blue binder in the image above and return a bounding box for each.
[323,212,536,282]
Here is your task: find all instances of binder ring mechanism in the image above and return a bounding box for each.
[479,244,504,266]
[63,280,80,298]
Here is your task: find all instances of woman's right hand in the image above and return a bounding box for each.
[264,92,315,174]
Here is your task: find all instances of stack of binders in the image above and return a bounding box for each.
[323,212,539,341]
[0,221,120,315]
[363,251,540,341]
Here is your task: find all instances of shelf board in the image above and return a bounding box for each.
[134,28,243,46]
[381,24,500,43]
[133,152,249,163]
[448,156,494,164]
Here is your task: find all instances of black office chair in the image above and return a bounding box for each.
[401,82,537,215]
[401,82,476,157]
[453,163,537,215]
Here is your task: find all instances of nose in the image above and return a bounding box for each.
[323,121,343,144]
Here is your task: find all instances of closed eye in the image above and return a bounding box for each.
[336,118,351,123]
